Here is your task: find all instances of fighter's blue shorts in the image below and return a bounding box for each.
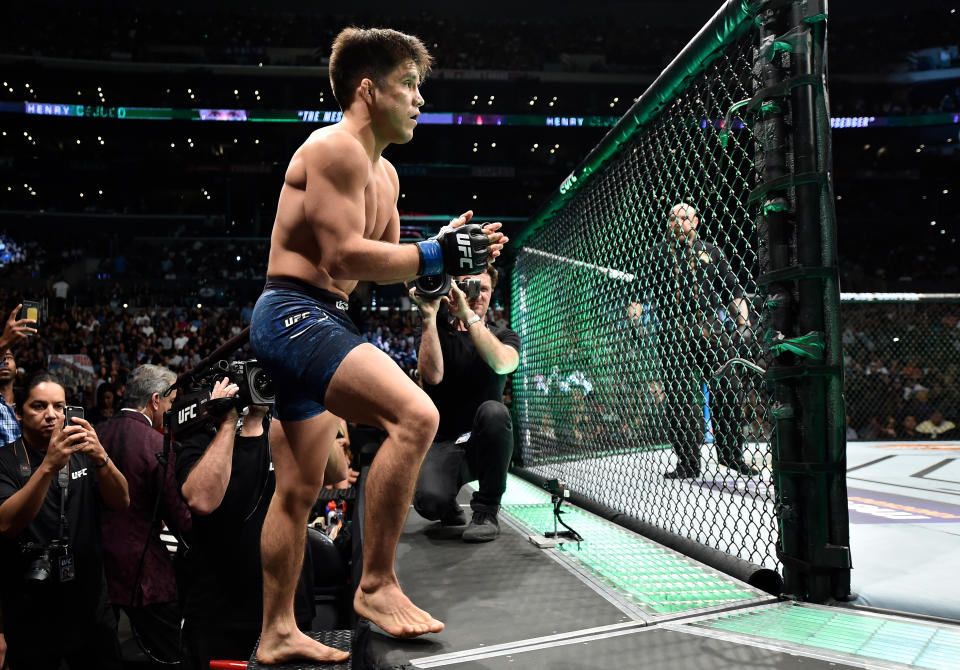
[250,276,365,421]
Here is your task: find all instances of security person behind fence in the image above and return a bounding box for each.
[175,378,316,670]
[411,266,520,541]
[0,372,130,669]
[658,203,758,479]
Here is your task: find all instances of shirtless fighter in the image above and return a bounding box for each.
[249,27,507,664]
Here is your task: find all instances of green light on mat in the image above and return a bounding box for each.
[498,475,758,615]
[698,603,960,670]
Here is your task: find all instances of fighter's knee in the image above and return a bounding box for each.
[274,478,323,511]
[398,398,439,446]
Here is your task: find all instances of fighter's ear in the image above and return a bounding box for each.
[359,77,375,101]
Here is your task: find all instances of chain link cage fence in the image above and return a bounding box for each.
[512,7,777,573]
[843,294,960,441]
[509,0,844,596]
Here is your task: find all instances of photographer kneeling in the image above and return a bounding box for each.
[175,376,317,669]
[411,266,520,541]
[0,372,130,670]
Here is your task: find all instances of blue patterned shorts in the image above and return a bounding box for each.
[250,277,364,421]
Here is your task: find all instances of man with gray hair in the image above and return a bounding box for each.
[97,364,192,664]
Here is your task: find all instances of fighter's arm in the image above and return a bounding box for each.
[372,159,403,285]
[381,159,401,246]
[305,136,421,283]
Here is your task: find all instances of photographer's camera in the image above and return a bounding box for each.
[414,274,481,300]
[20,539,74,583]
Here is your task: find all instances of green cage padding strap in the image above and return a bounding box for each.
[769,331,825,359]
[719,73,820,147]
[748,171,828,206]
[746,73,820,112]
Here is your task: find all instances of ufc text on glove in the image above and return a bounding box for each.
[416,223,490,277]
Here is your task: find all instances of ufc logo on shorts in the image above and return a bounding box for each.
[456,232,472,268]
[283,311,312,328]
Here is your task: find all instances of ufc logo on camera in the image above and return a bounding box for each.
[178,404,198,425]
[456,232,472,269]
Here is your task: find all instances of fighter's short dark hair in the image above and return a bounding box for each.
[329,27,434,109]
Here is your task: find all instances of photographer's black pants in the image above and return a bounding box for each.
[414,401,514,517]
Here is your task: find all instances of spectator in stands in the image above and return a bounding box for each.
[411,267,520,542]
[51,276,70,316]
[175,379,318,670]
[880,415,899,440]
[917,410,957,440]
[905,387,934,423]
[900,415,921,440]
[0,350,21,447]
[89,382,118,425]
[97,364,191,664]
[0,372,129,670]
[0,303,38,446]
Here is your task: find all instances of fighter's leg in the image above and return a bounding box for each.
[322,343,443,638]
[257,412,350,665]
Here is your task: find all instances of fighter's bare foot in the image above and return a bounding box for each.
[354,582,444,638]
[256,628,350,665]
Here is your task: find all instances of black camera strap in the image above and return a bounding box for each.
[57,464,69,542]
[13,438,70,541]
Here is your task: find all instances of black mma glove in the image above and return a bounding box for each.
[415,223,490,277]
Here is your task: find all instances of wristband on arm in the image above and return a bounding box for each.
[415,240,444,277]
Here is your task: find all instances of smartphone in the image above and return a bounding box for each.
[64,406,85,429]
[20,300,41,329]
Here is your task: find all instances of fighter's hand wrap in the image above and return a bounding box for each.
[415,223,490,277]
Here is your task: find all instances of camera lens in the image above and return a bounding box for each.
[414,273,451,298]
[25,555,52,582]
[251,369,274,402]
